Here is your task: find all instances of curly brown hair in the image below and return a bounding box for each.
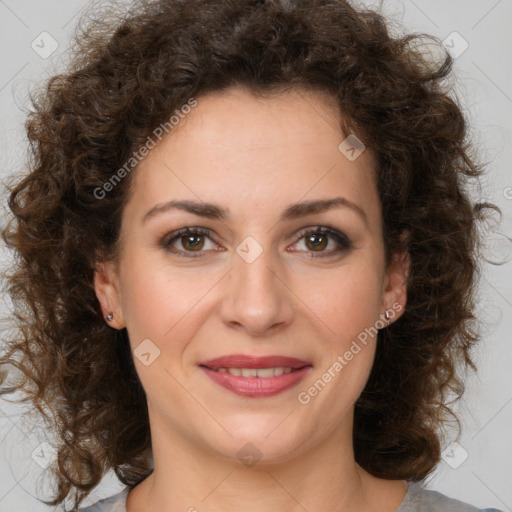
[0,0,497,509]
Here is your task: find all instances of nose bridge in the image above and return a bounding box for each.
[221,238,293,334]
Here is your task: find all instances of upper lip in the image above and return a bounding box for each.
[199,354,312,369]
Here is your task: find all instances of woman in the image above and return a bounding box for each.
[0,0,504,511]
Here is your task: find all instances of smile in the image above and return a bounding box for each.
[198,354,313,397]
[209,367,296,377]
[199,365,312,397]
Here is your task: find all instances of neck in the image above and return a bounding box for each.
[126,406,405,512]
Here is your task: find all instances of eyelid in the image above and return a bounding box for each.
[160,225,353,258]
[289,225,353,255]
[161,226,213,246]
[160,226,219,258]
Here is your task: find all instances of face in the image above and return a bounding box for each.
[94,86,408,466]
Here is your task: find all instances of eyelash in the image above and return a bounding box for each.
[160,226,353,259]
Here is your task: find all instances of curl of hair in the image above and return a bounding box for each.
[0,0,498,509]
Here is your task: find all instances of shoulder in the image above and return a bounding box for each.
[398,481,505,512]
[79,487,129,512]
[77,482,506,512]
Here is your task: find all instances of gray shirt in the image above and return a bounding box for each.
[80,481,505,511]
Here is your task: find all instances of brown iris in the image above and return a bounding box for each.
[305,232,328,251]
[181,234,205,251]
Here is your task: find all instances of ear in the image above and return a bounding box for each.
[93,260,126,329]
[381,244,410,324]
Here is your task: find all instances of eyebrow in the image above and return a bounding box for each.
[141,197,368,226]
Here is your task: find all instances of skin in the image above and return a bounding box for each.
[94,86,410,512]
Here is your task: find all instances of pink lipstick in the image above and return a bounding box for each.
[199,354,313,398]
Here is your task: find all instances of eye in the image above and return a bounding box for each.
[161,227,220,257]
[160,225,352,259]
[289,226,353,258]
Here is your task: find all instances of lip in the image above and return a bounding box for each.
[199,354,312,369]
[198,354,313,398]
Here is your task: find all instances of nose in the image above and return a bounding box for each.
[219,243,294,337]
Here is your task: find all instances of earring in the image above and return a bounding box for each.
[105,313,114,322]
[384,310,391,321]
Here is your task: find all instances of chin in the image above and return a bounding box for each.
[201,418,312,466]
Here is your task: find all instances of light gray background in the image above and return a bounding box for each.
[0,1,511,511]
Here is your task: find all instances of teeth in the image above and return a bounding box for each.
[215,367,295,378]
[254,368,274,378]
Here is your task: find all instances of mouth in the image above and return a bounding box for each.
[202,366,302,377]
[198,354,313,397]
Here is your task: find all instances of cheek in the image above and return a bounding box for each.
[300,268,382,418]
[302,262,384,344]
[118,257,205,344]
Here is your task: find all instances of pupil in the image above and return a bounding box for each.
[307,233,327,251]
[184,235,203,250]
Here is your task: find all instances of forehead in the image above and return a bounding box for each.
[124,86,380,229]
[166,86,348,150]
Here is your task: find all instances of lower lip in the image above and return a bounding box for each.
[200,366,312,398]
